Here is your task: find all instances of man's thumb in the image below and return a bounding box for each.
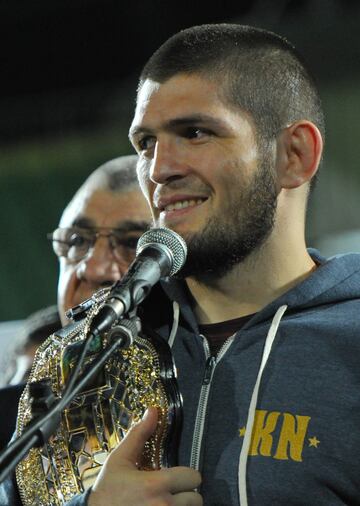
[109,407,158,467]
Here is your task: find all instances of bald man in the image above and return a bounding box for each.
[0,155,151,453]
[48,154,151,325]
[5,155,150,387]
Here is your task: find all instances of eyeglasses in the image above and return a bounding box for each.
[47,226,144,263]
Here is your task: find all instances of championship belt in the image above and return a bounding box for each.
[15,289,182,506]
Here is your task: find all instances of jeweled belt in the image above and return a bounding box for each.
[16,290,182,506]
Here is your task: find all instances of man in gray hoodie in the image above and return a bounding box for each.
[3,23,360,506]
[90,23,360,506]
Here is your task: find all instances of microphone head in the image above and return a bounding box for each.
[136,227,187,276]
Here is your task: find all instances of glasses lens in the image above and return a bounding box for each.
[110,232,142,262]
[50,228,94,261]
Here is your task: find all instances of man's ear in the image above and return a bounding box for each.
[276,120,323,189]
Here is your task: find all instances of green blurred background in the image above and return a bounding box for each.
[1,0,360,320]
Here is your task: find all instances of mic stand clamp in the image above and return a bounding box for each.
[29,379,60,447]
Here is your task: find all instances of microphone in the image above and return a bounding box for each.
[89,227,187,337]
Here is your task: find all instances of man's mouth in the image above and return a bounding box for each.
[163,198,206,212]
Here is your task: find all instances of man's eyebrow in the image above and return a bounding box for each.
[72,217,95,228]
[166,115,227,130]
[70,218,149,233]
[129,114,227,138]
[114,220,150,233]
[129,125,149,139]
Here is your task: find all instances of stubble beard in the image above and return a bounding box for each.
[175,157,278,284]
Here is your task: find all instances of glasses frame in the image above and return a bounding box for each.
[47,226,142,262]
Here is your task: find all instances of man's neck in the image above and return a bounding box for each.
[185,241,316,325]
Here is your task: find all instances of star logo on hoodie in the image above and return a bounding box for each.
[239,426,246,437]
[308,436,320,448]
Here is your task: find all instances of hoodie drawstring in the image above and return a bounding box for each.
[238,304,288,506]
[167,299,287,506]
[168,301,180,348]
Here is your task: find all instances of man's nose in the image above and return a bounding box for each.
[76,237,130,286]
[149,138,190,185]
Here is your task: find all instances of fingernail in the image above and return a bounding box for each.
[142,408,149,421]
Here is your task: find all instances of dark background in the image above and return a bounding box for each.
[1,0,360,320]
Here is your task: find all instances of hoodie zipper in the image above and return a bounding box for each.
[190,334,235,470]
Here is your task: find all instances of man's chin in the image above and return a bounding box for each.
[154,220,196,239]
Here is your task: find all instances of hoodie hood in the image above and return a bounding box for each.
[145,250,360,332]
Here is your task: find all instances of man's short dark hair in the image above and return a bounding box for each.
[139,24,325,150]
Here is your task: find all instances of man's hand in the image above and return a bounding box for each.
[88,407,203,506]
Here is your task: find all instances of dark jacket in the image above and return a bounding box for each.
[0,383,25,451]
[2,251,360,505]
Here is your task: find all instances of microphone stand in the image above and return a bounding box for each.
[0,319,137,483]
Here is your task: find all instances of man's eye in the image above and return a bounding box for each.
[138,136,156,151]
[183,127,211,140]
[68,233,88,247]
[114,236,140,249]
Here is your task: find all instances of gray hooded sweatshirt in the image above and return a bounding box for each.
[1,251,360,505]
